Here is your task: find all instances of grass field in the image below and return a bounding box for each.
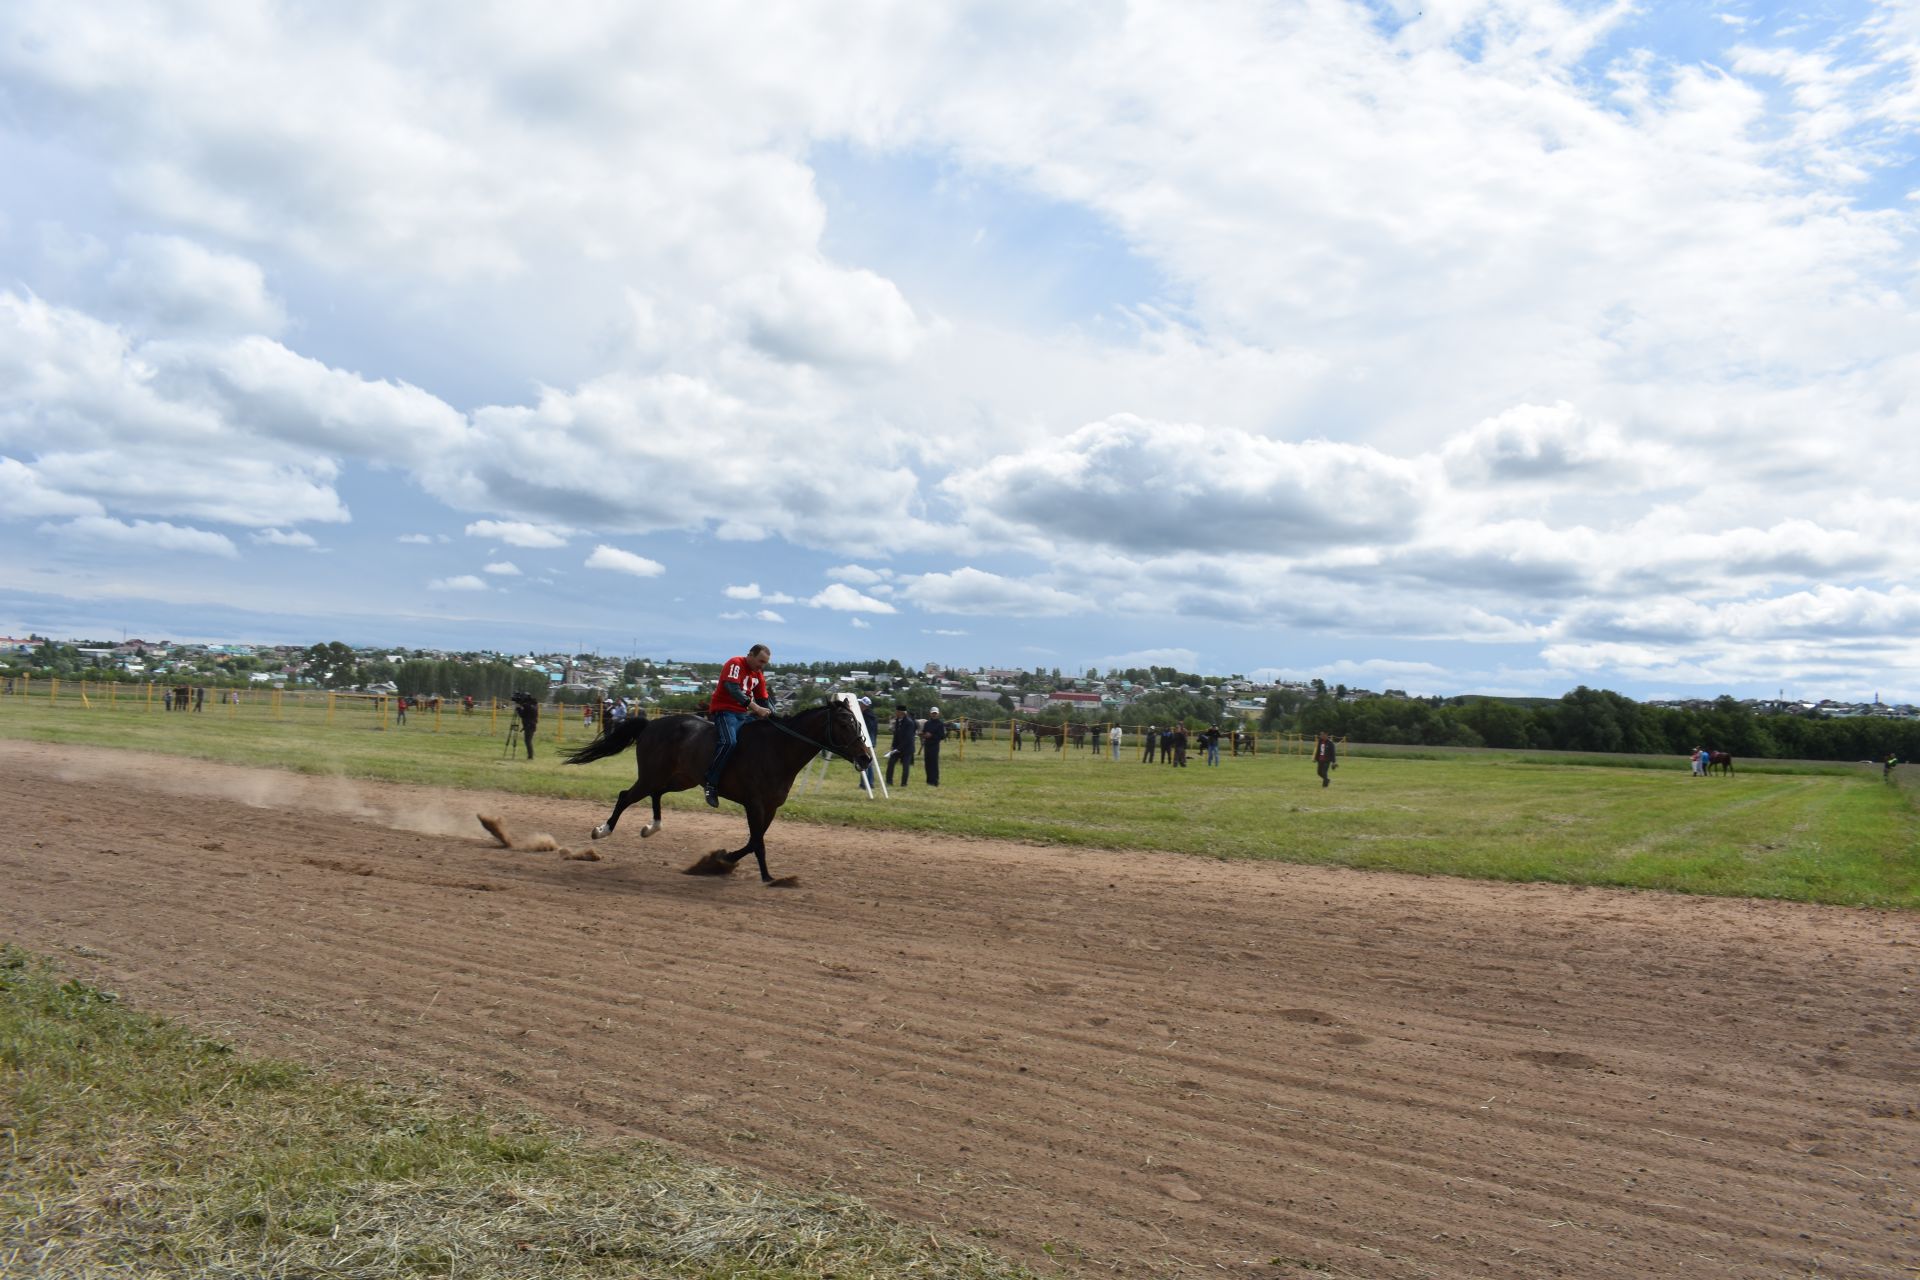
[3,693,1915,908]
[0,946,1037,1279]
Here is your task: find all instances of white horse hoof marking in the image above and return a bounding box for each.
[591,823,610,840]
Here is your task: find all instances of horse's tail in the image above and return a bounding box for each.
[563,714,649,766]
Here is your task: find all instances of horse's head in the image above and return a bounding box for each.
[827,693,876,767]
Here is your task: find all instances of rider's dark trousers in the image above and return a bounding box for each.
[706,710,749,789]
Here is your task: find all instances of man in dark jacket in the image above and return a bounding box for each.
[512,692,539,760]
[1142,724,1156,763]
[920,706,948,787]
[1314,731,1337,787]
[887,705,916,787]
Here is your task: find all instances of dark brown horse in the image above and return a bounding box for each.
[562,694,874,885]
[1708,751,1734,776]
[1021,720,1066,751]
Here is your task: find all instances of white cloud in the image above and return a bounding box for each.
[250,528,317,547]
[901,567,1086,617]
[724,582,795,603]
[483,560,521,575]
[583,544,665,577]
[0,457,102,518]
[826,564,891,585]
[755,608,786,623]
[108,234,286,335]
[5,4,1920,695]
[396,533,437,544]
[44,515,237,558]
[850,617,871,629]
[807,582,898,613]
[428,574,489,591]
[944,415,1425,554]
[464,520,569,548]
[1093,647,1201,671]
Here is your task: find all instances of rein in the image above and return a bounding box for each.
[761,709,865,762]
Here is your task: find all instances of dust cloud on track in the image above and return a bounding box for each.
[3,740,1915,1278]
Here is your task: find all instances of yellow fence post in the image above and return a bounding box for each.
[433,699,440,733]
[490,699,498,736]
[49,677,57,705]
[327,692,335,727]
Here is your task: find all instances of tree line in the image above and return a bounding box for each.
[1262,686,1917,762]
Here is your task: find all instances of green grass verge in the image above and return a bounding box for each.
[4,697,1916,907]
[0,945,1040,1279]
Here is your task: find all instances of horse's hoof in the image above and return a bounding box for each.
[590,824,609,841]
[638,824,655,839]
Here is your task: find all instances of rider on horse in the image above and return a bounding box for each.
[704,643,774,807]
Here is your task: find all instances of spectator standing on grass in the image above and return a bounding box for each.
[1173,724,1189,767]
[1110,723,1123,761]
[396,696,407,725]
[1204,724,1221,766]
[513,692,539,759]
[1314,731,1337,787]
[887,705,917,787]
[1141,724,1156,763]
[921,706,947,787]
[194,686,205,713]
[164,688,173,711]
[1161,726,1176,764]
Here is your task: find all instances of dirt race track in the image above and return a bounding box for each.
[4,741,1917,1278]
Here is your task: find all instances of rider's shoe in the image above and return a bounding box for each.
[704,786,719,808]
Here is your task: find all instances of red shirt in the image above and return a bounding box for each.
[708,657,768,713]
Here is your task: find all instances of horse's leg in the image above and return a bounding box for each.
[593,785,642,839]
[742,803,787,885]
[637,793,664,837]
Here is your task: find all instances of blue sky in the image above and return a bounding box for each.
[2,1,1917,699]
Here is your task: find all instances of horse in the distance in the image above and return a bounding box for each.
[562,693,874,885]
[1021,721,1066,752]
[1708,751,1734,777]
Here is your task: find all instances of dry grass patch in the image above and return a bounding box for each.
[1,946,1041,1279]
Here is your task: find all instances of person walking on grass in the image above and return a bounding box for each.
[1314,731,1337,787]
[920,706,947,787]
[887,704,917,787]
[1203,723,1221,766]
